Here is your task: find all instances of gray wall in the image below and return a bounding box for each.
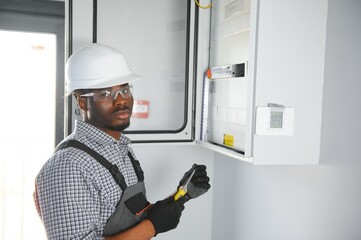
[211,0,361,239]
[132,144,214,240]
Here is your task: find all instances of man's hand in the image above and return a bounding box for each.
[179,164,211,201]
[145,197,186,235]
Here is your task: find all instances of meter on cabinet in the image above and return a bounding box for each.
[255,105,295,136]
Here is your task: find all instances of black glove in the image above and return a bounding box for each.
[146,197,186,235]
[178,164,211,201]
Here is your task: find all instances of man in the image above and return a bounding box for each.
[34,43,210,239]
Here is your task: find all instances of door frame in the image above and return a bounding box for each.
[0,1,65,145]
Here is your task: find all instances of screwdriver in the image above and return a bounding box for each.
[174,169,196,201]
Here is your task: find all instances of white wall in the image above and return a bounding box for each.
[132,144,214,240]
[211,0,361,239]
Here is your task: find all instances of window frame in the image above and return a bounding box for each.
[0,0,65,146]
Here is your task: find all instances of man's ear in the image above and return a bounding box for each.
[78,97,88,111]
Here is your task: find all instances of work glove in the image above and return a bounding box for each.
[146,197,186,235]
[178,164,211,201]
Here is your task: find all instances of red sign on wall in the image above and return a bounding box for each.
[132,100,149,118]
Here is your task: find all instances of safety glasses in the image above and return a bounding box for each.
[80,85,133,103]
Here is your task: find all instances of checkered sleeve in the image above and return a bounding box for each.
[36,151,105,240]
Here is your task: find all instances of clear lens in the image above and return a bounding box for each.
[112,85,133,100]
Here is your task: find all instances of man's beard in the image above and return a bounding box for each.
[110,121,130,132]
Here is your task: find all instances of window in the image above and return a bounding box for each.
[0,29,55,240]
[0,2,64,239]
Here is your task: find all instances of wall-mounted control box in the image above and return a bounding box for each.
[197,0,326,164]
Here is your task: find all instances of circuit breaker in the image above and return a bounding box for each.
[201,63,248,154]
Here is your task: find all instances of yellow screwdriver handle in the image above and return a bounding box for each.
[174,186,187,201]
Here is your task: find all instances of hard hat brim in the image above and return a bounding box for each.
[66,72,141,96]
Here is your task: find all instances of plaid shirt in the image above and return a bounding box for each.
[34,120,139,239]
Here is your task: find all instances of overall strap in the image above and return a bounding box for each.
[55,140,127,191]
[127,151,144,182]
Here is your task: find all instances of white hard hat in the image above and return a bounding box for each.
[66,43,141,96]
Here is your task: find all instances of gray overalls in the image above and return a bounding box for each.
[56,140,150,237]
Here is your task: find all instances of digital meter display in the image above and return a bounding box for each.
[270,111,283,128]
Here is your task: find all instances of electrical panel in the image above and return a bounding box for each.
[201,63,248,155]
[197,0,327,164]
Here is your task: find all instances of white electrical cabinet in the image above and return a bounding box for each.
[196,0,328,165]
